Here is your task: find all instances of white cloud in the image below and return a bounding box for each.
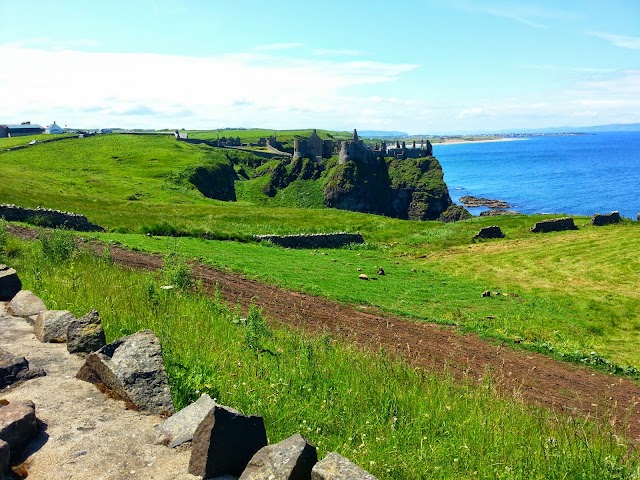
[314,49,364,56]
[588,32,640,50]
[0,44,419,130]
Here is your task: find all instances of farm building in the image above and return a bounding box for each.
[0,122,45,138]
[45,121,64,134]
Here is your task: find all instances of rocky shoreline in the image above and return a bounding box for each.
[459,196,511,209]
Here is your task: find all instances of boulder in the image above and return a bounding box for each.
[0,265,21,301]
[34,310,76,343]
[240,433,318,480]
[530,217,577,233]
[189,404,267,478]
[156,393,217,448]
[6,291,46,318]
[67,310,106,355]
[0,401,38,459]
[591,211,621,226]
[358,274,369,281]
[474,225,504,240]
[0,439,9,480]
[76,330,174,415]
[0,348,45,388]
[311,452,378,480]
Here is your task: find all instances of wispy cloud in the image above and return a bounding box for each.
[517,64,614,73]
[588,32,640,50]
[447,0,576,29]
[314,49,364,56]
[254,42,304,51]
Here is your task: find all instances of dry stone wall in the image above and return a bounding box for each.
[0,204,103,232]
[256,233,365,249]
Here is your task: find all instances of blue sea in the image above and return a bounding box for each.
[433,132,640,218]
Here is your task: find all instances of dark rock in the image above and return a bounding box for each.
[474,226,504,240]
[156,393,217,448]
[591,211,621,226]
[311,452,378,480]
[0,265,21,301]
[459,196,510,209]
[67,310,106,355]
[0,204,103,232]
[531,217,577,233]
[0,401,38,460]
[34,310,76,343]
[256,233,365,249]
[0,439,9,479]
[188,404,267,478]
[239,433,318,480]
[76,330,174,415]
[482,290,491,298]
[377,268,385,276]
[7,291,46,318]
[439,204,472,222]
[0,348,45,388]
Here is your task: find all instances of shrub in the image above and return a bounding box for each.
[162,253,193,291]
[38,228,76,262]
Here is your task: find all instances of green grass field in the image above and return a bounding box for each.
[0,132,76,149]
[1,232,636,480]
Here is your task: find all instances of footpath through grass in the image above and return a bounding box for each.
[1,229,638,480]
[95,220,640,375]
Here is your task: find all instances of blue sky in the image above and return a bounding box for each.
[1,0,638,133]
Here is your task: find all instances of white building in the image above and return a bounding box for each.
[45,121,64,134]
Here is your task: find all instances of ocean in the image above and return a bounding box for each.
[433,132,640,218]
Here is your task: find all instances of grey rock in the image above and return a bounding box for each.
[474,225,504,240]
[311,452,378,480]
[6,290,46,318]
[0,401,38,459]
[34,310,76,343]
[76,330,174,415]
[591,211,621,226]
[531,217,577,233]
[156,393,217,448]
[0,265,21,301]
[189,404,267,478]
[0,348,44,388]
[240,433,317,480]
[0,439,9,480]
[67,310,106,355]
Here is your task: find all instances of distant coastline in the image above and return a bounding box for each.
[433,137,526,146]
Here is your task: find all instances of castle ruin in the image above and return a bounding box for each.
[292,129,334,161]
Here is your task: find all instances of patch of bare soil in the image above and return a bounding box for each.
[8,225,640,440]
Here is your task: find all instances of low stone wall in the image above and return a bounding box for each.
[0,204,103,232]
[591,211,621,226]
[256,233,365,249]
[531,217,577,233]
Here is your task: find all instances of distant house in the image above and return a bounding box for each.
[174,130,188,140]
[0,122,45,138]
[45,121,64,134]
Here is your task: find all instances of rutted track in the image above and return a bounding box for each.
[9,225,640,439]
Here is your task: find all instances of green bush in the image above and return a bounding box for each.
[38,228,76,262]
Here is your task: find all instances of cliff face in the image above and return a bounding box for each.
[323,156,453,220]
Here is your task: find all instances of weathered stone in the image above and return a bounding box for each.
[482,290,491,298]
[156,393,217,448]
[76,330,175,415]
[256,233,365,249]
[0,439,9,480]
[34,310,76,343]
[591,211,621,226]
[311,452,377,480]
[240,433,318,480]
[67,310,106,355]
[377,267,385,276]
[0,401,38,459]
[6,291,46,318]
[460,196,510,209]
[189,404,267,478]
[0,265,21,301]
[474,225,504,240]
[358,274,369,280]
[0,348,46,388]
[531,217,577,233]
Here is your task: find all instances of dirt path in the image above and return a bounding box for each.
[8,225,640,440]
[0,303,198,480]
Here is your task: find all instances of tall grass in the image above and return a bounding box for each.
[3,235,638,479]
